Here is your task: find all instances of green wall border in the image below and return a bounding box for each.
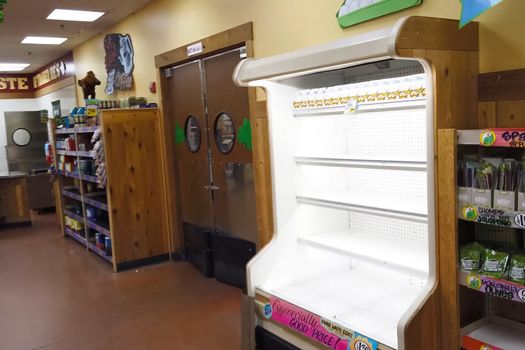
[337,0,422,28]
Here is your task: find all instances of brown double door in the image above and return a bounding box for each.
[164,47,257,287]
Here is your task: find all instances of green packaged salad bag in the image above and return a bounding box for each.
[460,242,485,272]
[509,254,525,285]
[482,248,509,279]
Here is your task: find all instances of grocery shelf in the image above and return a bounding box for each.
[81,174,99,183]
[86,219,110,237]
[295,156,427,171]
[58,169,79,180]
[87,241,113,263]
[458,128,525,147]
[63,189,108,211]
[62,188,82,202]
[55,126,99,134]
[83,193,108,211]
[298,229,428,273]
[56,150,94,157]
[458,271,525,304]
[260,265,424,349]
[297,193,428,223]
[462,317,525,350]
[64,227,87,246]
[292,97,426,117]
[458,204,525,229]
[63,208,84,223]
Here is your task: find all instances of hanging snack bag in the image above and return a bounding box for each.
[482,249,509,279]
[509,254,525,285]
[460,242,485,272]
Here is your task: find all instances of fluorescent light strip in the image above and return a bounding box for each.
[47,9,105,22]
[22,36,68,45]
[0,63,30,72]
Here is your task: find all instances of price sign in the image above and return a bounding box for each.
[86,107,98,117]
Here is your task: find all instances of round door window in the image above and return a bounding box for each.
[214,113,235,154]
[184,116,201,153]
[12,128,31,147]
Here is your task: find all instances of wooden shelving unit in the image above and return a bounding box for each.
[50,108,170,271]
[439,127,525,350]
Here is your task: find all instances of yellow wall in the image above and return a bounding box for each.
[73,0,525,103]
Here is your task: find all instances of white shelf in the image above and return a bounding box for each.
[292,97,426,117]
[263,266,424,349]
[297,192,427,222]
[298,229,428,273]
[462,317,525,350]
[295,156,427,171]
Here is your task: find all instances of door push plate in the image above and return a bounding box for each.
[203,185,220,191]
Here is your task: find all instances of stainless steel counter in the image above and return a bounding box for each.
[0,171,27,180]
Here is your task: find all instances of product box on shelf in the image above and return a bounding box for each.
[458,187,472,214]
[494,190,517,211]
[472,188,492,209]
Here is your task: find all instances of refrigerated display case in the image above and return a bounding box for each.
[234,16,480,350]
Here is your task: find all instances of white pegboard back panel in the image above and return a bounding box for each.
[297,165,427,200]
[349,211,428,244]
[295,108,427,162]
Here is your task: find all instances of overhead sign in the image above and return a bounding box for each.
[0,75,34,92]
[32,52,74,89]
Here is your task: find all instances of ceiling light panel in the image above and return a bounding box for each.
[0,63,30,72]
[21,36,68,45]
[47,9,105,22]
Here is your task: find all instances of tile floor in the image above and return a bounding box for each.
[0,213,242,350]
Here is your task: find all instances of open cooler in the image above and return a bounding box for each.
[234,17,440,350]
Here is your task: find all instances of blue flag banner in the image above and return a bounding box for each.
[460,0,503,28]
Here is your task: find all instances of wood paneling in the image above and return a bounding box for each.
[155,22,253,68]
[0,176,30,224]
[436,129,460,349]
[251,102,273,248]
[397,16,479,350]
[479,68,525,101]
[477,101,496,128]
[496,99,525,127]
[101,109,170,265]
[403,293,441,350]
[396,16,479,52]
[0,91,34,99]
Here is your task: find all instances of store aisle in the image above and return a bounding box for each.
[0,213,241,350]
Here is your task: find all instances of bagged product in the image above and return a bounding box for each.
[509,254,525,285]
[460,242,485,272]
[482,249,509,279]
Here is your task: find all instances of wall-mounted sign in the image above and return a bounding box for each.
[32,53,73,90]
[104,33,134,94]
[187,42,204,57]
[337,0,422,28]
[0,75,33,92]
[33,62,66,89]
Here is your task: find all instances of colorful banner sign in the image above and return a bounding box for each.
[460,0,504,28]
[465,273,525,303]
[265,296,378,350]
[463,335,504,350]
[461,205,525,229]
[479,129,525,148]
